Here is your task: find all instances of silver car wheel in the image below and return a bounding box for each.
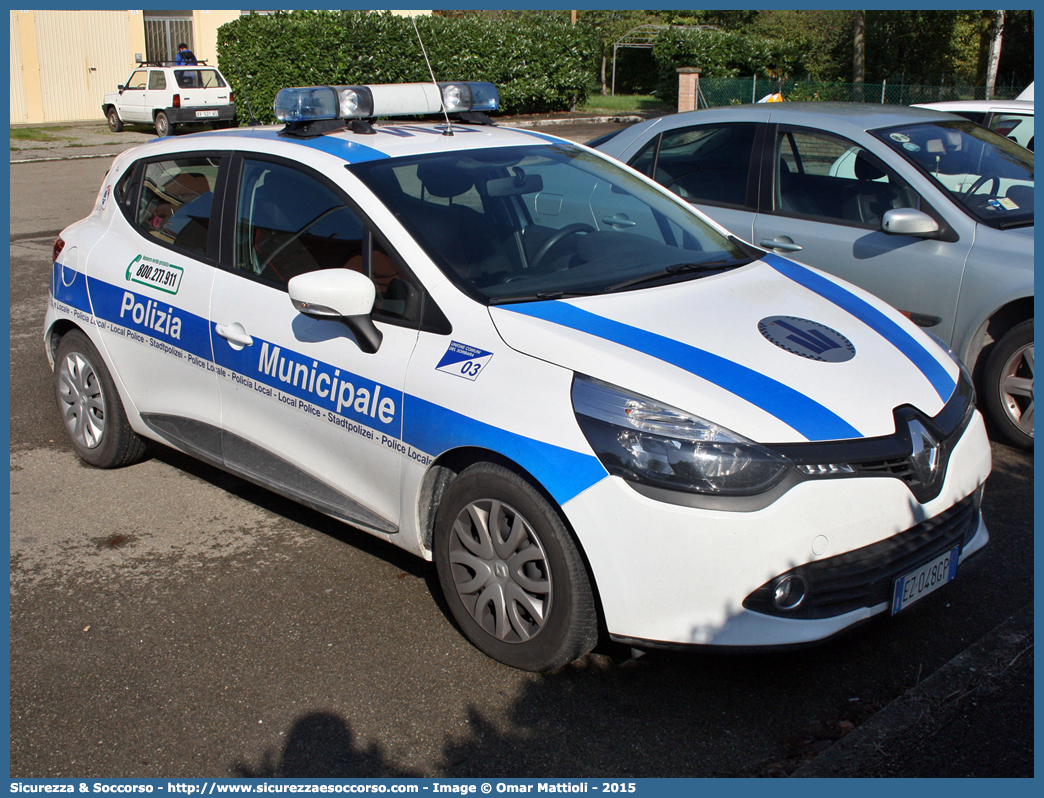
[447,498,552,643]
[57,351,106,450]
[999,341,1034,437]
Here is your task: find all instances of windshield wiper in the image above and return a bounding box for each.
[488,289,602,305]
[603,260,745,294]
[998,217,1034,229]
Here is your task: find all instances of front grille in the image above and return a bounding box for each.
[743,493,980,620]
[854,455,917,482]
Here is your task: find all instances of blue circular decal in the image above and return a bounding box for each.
[758,316,856,363]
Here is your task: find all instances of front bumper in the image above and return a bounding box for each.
[562,410,992,648]
[164,105,236,125]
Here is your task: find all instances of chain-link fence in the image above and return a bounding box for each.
[697,77,1028,108]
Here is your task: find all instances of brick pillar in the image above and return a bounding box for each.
[677,67,701,113]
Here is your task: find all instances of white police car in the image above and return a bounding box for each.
[45,82,992,671]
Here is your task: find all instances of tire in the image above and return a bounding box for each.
[106,107,123,133]
[54,330,147,468]
[154,111,174,137]
[983,319,1034,449]
[433,462,598,671]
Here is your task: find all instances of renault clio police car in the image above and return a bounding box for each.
[45,82,992,671]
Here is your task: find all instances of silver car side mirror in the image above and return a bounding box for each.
[288,269,383,354]
[881,208,940,237]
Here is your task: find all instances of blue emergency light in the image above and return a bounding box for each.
[274,81,500,124]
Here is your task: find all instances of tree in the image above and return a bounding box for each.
[852,10,865,99]
[985,10,1005,98]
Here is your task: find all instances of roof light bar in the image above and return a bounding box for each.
[273,81,500,124]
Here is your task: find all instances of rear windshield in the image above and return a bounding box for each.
[173,69,226,89]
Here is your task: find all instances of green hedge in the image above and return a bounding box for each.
[217,10,597,123]
[651,27,798,106]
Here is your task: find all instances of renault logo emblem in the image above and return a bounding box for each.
[908,420,940,484]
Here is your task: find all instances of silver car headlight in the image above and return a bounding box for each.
[571,376,792,496]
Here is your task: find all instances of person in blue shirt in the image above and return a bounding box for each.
[174,43,197,65]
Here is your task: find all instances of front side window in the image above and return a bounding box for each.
[125,70,147,91]
[774,128,918,226]
[874,120,1034,228]
[234,159,419,321]
[133,156,220,259]
[630,123,757,207]
[148,71,166,91]
[351,143,753,304]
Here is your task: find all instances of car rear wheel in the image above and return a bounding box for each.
[54,330,147,468]
[154,111,175,137]
[983,319,1033,449]
[433,462,598,671]
[106,107,123,133]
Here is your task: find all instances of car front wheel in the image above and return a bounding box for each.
[154,111,175,137]
[983,319,1033,449]
[106,108,123,133]
[433,463,598,671]
[54,330,147,468]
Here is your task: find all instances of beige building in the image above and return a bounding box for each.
[10,10,431,125]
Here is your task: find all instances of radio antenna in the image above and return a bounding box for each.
[412,16,453,136]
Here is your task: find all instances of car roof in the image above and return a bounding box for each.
[125,122,571,164]
[627,102,964,137]
[913,99,1033,114]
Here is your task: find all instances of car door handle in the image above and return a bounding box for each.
[215,323,253,347]
[602,215,637,228]
[759,238,803,252]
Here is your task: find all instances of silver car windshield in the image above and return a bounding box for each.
[874,120,1033,229]
[349,143,753,303]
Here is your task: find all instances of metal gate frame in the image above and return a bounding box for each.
[144,14,192,64]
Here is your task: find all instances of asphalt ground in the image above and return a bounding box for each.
[7,117,1035,780]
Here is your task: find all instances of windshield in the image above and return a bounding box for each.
[874,120,1033,229]
[349,143,752,303]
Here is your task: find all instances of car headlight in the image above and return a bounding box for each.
[571,376,792,496]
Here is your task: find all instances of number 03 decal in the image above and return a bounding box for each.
[436,341,494,382]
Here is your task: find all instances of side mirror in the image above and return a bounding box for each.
[881,208,940,238]
[288,269,383,354]
[117,85,125,92]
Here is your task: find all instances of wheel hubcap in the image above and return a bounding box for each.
[57,352,105,449]
[448,499,551,643]
[999,342,1034,437]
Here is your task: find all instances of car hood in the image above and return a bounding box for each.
[488,254,960,444]
[1004,224,1035,240]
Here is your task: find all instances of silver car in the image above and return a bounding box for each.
[595,103,1034,448]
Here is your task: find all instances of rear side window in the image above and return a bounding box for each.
[148,71,166,91]
[990,113,1034,151]
[133,157,220,260]
[629,123,757,208]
